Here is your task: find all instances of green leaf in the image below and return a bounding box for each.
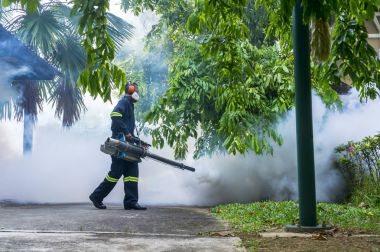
[2,0,12,7]
[26,0,39,14]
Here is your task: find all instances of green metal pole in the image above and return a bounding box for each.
[293,0,317,227]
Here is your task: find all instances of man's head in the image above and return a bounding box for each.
[125,81,139,102]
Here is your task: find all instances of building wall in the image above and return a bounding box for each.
[365,13,380,53]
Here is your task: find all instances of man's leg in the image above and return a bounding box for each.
[89,157,123,209]
[123,161,146,210]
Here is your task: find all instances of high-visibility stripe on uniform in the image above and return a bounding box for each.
[105,175,119,183]
[110,112,123,117]
[123,176,138,182]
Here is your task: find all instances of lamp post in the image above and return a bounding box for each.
[293,0,317,227]
[285,0,331,232]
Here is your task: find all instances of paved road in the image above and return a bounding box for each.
[0,203,244,251]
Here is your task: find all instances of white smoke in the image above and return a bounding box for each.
[0,61,30,159]
[0,121,23,160]
[0,62,29,103]
[187,92,380,206]
[0,91,379,206]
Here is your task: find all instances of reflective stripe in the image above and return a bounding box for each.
[124,179,138,182]
[123,176,138,182]
[123,177,138,182]
[110,112,123,117]
[105,175,119,183]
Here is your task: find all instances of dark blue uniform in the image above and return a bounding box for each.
[110,96,136,137]
[90,96,139,207]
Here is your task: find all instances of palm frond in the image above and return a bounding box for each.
[48,78,87,127]
[0,101,13,121]
[49,30,86,127]
[52,32,85,83]
[120,0,132,12]
[0,78,16,121]
[52,3,134,50]
[50,3,79,31]
[2,3,89,129]
[13,80,43,124]
[4,6,66,56]
[0,5,17,22]
[106,12,134,50]
[37,80,56,100]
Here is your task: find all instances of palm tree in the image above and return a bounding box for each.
[1,1,133,154]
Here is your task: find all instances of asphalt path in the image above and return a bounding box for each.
[0,203,244,251]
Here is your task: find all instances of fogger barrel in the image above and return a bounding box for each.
[100,138,196,172]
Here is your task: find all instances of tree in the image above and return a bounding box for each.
[1,0,131,102]
[2,0,379,157]
[115,0,294,158]
[123,0,380,158]
[0,1,133,153]
[257,0,380,100]
[2,0,379,103]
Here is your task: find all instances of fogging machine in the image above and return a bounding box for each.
[100,137,195,172]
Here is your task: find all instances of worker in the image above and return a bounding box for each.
[89,81,147,210]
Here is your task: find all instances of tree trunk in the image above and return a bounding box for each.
[23,112,33,154]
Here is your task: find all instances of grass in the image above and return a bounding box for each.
[211,201,380,234]
[351,179,380,208]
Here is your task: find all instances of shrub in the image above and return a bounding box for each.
[335,134,380,207]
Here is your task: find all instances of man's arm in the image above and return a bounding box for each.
[110,100,129,136]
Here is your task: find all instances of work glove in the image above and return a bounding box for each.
[142,143,150,150]
[125,133,133,141]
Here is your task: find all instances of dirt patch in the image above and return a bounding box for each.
[238,232,380,252]
[254,236,380,252]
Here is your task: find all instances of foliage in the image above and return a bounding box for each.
[258,0,379,47]
[146,42,294,159]
[133,0,295,159]
[48,79,86,127]
[1,0,39,14]
[2,0,378,103]
[1,1,132,126]
[140,0,380,158]
[116,0,379,158]
[245,1,275,48]
[212,201,380,234]
[335,134,380,207]
[9,6,65,55]
[2,0,133,102]
[314,13,380,103]
[2,3,87,126]
[54,4,134,51]
[259,0,380,101]
[13,80,43,123]
[120,0,156,14]
[3,0,380,158]
[71,0,127,102]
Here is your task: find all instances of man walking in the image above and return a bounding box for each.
[89,82,147,210]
